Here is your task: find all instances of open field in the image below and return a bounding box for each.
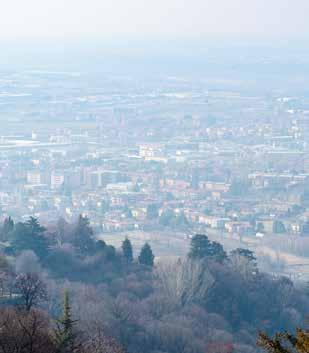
[98,229,309,281]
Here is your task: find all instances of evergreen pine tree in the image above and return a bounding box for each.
[26,216,46,236]
[188,234,227,263]
[188,234,211,259]
[122,237,133,263]
[11,217,49,258]
[54,290,79,353]
[73,215,95,255]
[138,243,154,267]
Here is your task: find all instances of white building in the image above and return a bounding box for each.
[27,171,41,185]
[51,172,65,189]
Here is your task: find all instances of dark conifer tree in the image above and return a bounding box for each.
[188,234,227,263]
[11,217,49,258]
[122,237,133,263]
[54,290,79,353]
[138,243,154,267]
[26,216,46,236]
[73,215,95,255]
[188,234,211,259]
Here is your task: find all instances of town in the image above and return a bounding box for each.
[1,70,309,277]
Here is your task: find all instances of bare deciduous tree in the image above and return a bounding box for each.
[155,258,215,306]
[15,273,47,312]
[0,308,54,353]
[83,328,125,353]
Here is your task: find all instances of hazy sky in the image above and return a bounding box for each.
[1,0,309,41]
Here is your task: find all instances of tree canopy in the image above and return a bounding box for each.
[121,238,133,263]
[138,243,154,267]
[188,234,227,263]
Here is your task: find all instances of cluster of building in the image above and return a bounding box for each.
[1,71,309,240]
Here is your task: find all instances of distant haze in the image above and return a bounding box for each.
[1,0,309,40]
